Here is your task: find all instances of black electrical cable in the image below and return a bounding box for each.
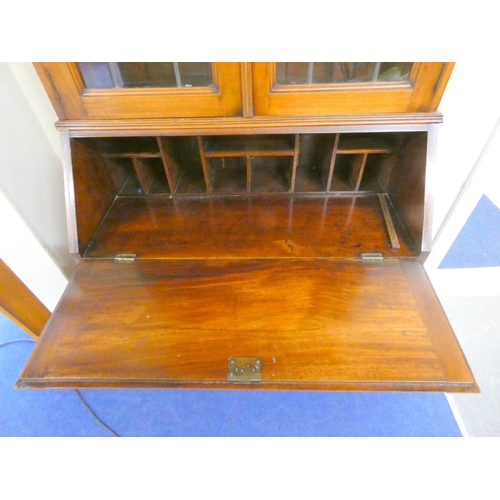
[1,339,120,437]
[0,339,36,348]
[74,389,120,437]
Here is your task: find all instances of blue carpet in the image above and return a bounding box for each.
[1,314,461,437]
[439,194,500,269]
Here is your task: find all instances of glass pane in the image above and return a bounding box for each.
[276,62,310,85]
[276,62,413,85]
[78,62,114,88]
[378,62,413,82]
[78,63,213,89]
[178,62,213,87]
[116,63,177,87]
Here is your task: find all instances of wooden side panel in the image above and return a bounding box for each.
[386,132,428,252]
[158,137,181,192]
[0,260,50,339]
[70,139,116,254]
[16,259,477,391]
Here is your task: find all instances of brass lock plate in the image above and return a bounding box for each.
[227,357,262,382]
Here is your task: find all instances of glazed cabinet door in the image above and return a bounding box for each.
[35,62,244,120]
[252,62,454,116]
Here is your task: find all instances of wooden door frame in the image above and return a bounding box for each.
[252,62,454,116]
[0,259,50,339]
[34,62,244,120]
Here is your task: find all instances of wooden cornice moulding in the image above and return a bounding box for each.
[56,113,444,137]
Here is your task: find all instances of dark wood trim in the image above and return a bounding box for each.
[197,136,212,193]
[289,134,300,191]
[55,113,444,137]
[157,137,181,192]
[0,260,50,339]
[60,131,79,255]
[16,378,478,391]
[325,133,340,191]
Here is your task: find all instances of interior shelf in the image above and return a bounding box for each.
[73,132,413,197]
[203,135,296,157]
[90,137,160,157]
[337,134,397,153]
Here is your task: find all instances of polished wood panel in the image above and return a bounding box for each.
[0,260,50,339]
[387,132,428,251]
[16,258,477,391]
[70,139,116,254]
[83,195,414,259]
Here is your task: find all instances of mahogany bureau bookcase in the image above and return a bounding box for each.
[16,62,478,392]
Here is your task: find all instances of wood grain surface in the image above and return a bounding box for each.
[17,258,477,391]
[83,195,414,259]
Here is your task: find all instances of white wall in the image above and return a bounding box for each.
[0,63,74,277]
[432,61,500,240]
[0,188,68,311]
[0,63,71,311]
[8,63,63,163]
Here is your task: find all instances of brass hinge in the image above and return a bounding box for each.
[114,254,136,263]
[360,252,384,262]
[228,357,262,382]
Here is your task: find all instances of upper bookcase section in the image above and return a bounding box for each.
[34,62,454,123]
